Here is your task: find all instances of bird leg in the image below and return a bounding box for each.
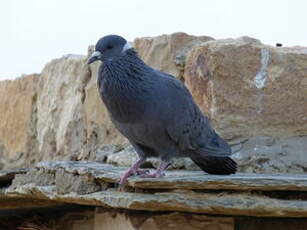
[140,161,170,178]
[118,158,146,185]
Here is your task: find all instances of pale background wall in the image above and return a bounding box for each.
[0,0,306,80]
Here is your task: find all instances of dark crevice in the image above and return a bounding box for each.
[235,216,307,230]
[0,180,12,187]
[0,205,95,230]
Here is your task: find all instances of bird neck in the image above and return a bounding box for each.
[97,49,153,123]
[102,49,152,81]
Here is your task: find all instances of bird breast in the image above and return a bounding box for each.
[98,71,148,124]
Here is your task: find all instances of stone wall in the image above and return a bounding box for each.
[0,33,306,173]
[36,55,89,162]
[184,37,307,139]
[1,162,307,229]
[0,74,38,169]
[1,208,307,230]
[134,32,213,80]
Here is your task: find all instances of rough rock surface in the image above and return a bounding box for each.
[0,34,306,175]
[0,207,234,230]
[1,161,307,229]
[1,206,307,230]
[2,161,307,218]
[36,55,89,162]
[0,74,39,169]
[0,209,95,230]
[184,37,307,139]
[94,210,234,230]
[232,136,307,173]
[0,52,126,169]
[134,32,213,80]
[2,208,307,230]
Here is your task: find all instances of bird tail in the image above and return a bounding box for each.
[190,155,237,175]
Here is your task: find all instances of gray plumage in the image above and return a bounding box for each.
[88,35,237,177]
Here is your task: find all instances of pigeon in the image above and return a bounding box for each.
[88,35,237,185]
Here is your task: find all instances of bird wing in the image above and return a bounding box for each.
[158,72,232,157]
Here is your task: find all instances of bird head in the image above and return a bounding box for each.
[88,35,132,64]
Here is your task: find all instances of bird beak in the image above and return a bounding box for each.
[87,51,102,64]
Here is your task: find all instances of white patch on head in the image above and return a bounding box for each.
[91,51,101,58]
[122,42,132,53]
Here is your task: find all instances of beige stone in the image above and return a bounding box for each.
[94,210,136,230]
[140,213,234,230]
[184,38,307,139]
[134,32,213,80]
[0,74,38,168]
[94,210,234,230]
[62,211,95,230]
[36,55,89,161]
[1,207,306,230]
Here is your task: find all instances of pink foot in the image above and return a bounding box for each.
[117,159,145,185]
[139,161,169,178]
[117,171,131,185]
[117,160,169,189]
[118,168,150,184]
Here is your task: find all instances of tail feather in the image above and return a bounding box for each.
[190,155,237,175]
[201,132,232,157]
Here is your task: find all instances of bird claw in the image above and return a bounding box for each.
[116,168,150,190]
[134,168,150,176]
[116,161,167,190]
